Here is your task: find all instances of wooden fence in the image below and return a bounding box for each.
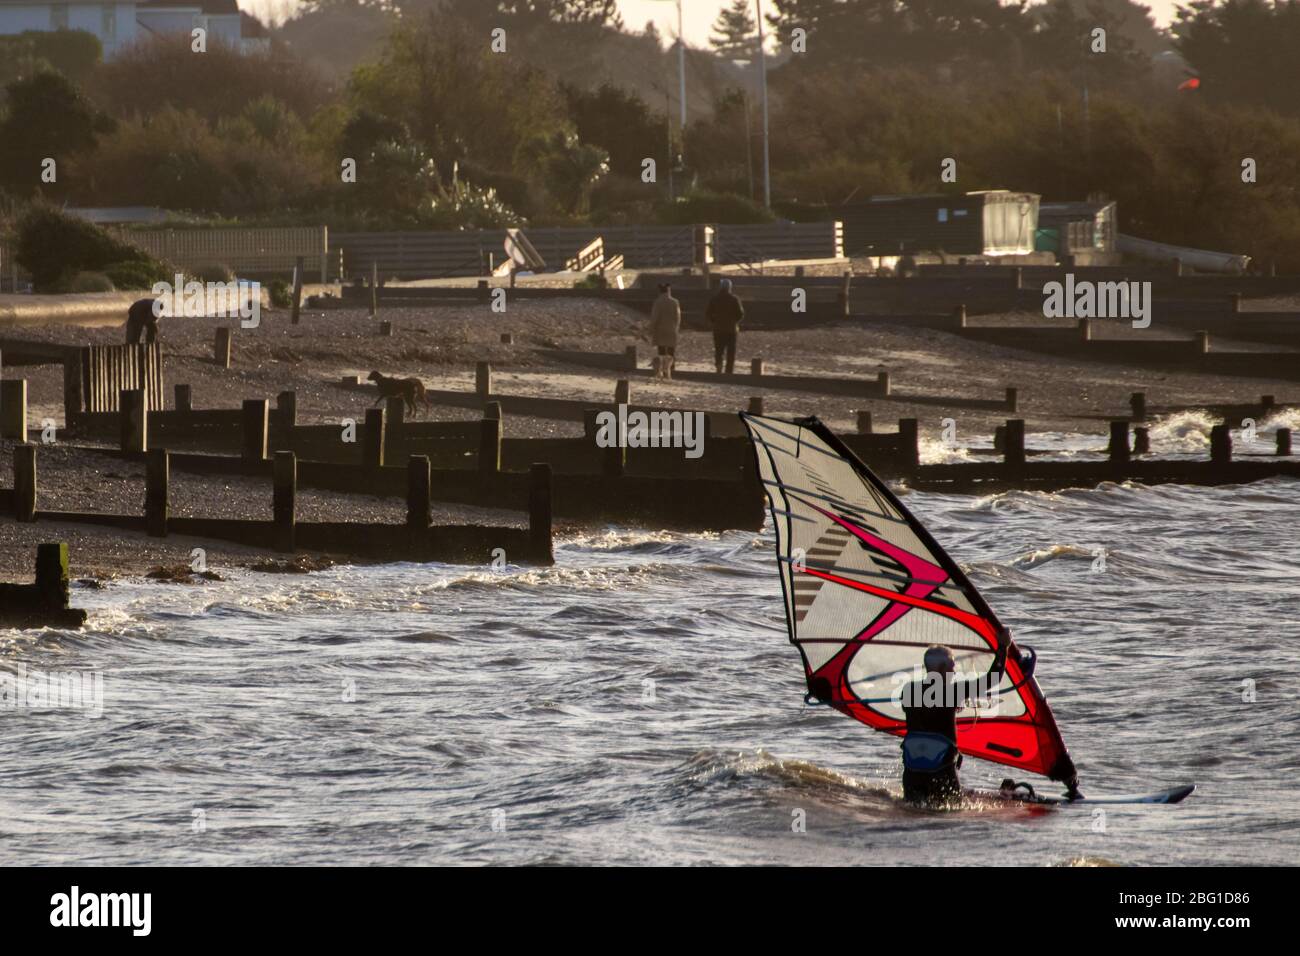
[112,226,329,281]
[73,343,165,413]
[335,222,845,281]
[0,238,30,293]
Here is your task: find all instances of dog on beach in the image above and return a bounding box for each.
[368,371,431,417]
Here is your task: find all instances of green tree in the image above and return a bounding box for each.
[1173,0,1300,116]
[0,71,111,198]
[517,130,609,215]
[350,14,570,177]
[563,83,664,179]
[711,0,759,63]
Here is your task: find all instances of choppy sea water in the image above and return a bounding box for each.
[3,425,1299,865]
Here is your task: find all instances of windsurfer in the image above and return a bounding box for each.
[899,644,1006,807]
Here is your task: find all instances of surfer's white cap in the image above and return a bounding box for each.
[924,645,955,674]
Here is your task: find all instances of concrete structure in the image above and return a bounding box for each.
[832,191,1040,258]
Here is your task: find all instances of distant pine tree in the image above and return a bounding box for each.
[710,0,758,64]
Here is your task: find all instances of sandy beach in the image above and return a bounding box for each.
[2,294,1294,582]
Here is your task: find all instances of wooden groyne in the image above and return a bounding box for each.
[0,543,87,629]
[2,442,556,565]
[535,347,1018,412]
[907,419,1299,493]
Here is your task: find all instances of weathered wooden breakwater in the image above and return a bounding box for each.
[2,440,556,565]
[533,347,1020,412]
[0,543,87,629]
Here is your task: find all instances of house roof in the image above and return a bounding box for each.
[138,0,242,14]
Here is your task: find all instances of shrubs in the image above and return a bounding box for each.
[64,271,116,293]
[103,260,170,291]
[267,279,292,308]
[657,191,775,226]
[190,262,236,283]
[15,205,167,292]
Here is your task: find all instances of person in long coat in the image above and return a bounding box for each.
[649,283,682,380]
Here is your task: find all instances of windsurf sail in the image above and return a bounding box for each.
[741,413,1078,786]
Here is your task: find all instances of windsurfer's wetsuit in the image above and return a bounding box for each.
[899,654,1005,807]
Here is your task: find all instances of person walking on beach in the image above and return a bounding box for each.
[125,297,162,344]
[706,278,744,374]
[649,282,681,380]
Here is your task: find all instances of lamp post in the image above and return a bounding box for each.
[755,0,772,209]
[648,0,688,131]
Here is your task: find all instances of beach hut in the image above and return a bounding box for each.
[832,190,1040,258]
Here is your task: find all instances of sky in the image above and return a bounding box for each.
[247,1,1185,36]
[616,0,1183,43]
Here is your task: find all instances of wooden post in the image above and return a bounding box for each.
[953,304,967,330]
[877,370,891,397]
[14,443,35,522]
[1195,330,1210,354]
[276,390,297,432]
[1277,428,1292,456]
[993,425,1006,453]
[751,357,764,377]
[856,410,872,434]
[1078,318,1092,342]
[602,435,626,477]
[624,345,638,371]
[1003,419,1026,467]
[1229,292,1241,314]
[1172,257,1183,277]
[1012,266,1023,290]
[1108,421,1130,463]
[273,451,296,552]
[1133,426,1151,455]
[406,455,432,533]
[477,279,490,303]
[62,352,84,424]
[838,271,852,317]
[1130,391,1147,421]
[614,379,631,405]
[1260,395,1275,410]
[242,399,269,462]
[175,383,193,415]
[363,408,385,468]
[500,332,514,345]
[748,396,764,416]
[145,448,169,537]
[290,255,304,325]
[370,261,379,317]
[483,400,503,422]
[478,414,501,473]
[898,418,920,471]
[1210,424,1232,464]
[214,327,232,368]
[33,543,71,610]
[120,388,147,453]
[528,463,553,563]
[378,320,393,337]
[476,361,492,399]
[1005,387,1018,412]
[1,378,27,441]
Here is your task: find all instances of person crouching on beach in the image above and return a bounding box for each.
[649,283,681,380]
[125,297,162,344]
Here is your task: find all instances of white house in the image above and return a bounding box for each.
[0,0,269,59]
